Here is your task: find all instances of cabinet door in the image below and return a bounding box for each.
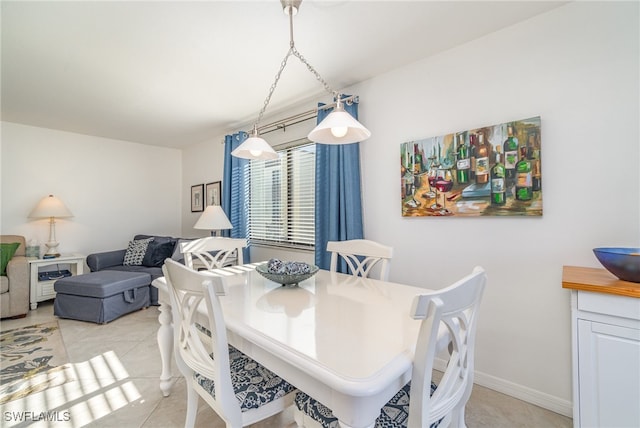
[578,319,640,428]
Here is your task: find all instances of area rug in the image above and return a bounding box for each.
[0,322,72,404]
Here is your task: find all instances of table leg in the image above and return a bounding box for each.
[157,299,174,397]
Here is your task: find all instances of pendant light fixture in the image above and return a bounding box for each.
[231,0,371,160]
[308,95,371,144]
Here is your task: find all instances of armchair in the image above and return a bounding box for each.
[1,235,29,318]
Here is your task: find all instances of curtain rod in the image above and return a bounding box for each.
[258,95,359,135]
[221,95,360,143]
[259,109,317,135]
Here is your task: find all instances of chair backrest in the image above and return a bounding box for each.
[181,237,247,270]
[408,266,486,428]
[162,258,242,425]
[327,239,394,281]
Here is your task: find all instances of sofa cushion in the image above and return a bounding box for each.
[1,242,20,276]
[123,237,154,266]
[142,237,177,268]
[1,276,8,293]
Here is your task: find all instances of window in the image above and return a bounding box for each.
[247,141,315,249]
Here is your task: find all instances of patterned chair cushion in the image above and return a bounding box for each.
[194,345,296,411]
[294,381,441,428]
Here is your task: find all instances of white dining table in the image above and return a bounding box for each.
[152,263,436,428]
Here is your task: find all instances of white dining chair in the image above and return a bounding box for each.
[294,266,487,428]
[162,259,296,428]
[180,236,246,270]
[327,239,394,281]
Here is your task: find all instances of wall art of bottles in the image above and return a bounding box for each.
[400,116,542,217]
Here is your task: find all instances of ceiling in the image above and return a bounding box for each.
[1,1,567,148]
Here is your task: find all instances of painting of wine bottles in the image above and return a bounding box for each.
[401,116,542,217]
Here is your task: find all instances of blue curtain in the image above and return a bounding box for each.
[223,132,250,262]
[314,97,364,271]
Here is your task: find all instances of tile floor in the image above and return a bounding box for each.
[1,302,572,427]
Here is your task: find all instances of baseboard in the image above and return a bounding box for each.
[433,358,573,418]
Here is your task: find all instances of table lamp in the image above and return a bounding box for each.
[193,205,233,236]
[29,194,73,258]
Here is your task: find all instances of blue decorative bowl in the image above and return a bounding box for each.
[256,263,319,287]
[593,247,640,283]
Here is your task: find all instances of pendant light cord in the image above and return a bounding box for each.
[252,6,336,131]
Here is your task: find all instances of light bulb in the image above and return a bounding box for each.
[331,126,348,138]
[250,149,263,157]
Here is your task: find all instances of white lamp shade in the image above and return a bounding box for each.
[308,108,372,144]
[231,136,279,160]
[29,195,73,218]
[194,205,233,231]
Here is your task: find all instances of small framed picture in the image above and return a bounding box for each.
[206,181,222,206]
[191,184,204,212]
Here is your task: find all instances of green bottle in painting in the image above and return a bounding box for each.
[503,125,519,179]
[455,133,470,184]
[475,132,490,185]
[490,150,506,205]
[515,146,533,201]
[529,134,542,192]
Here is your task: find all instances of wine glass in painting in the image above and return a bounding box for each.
[423,156,438,199]
[432,169,454,212]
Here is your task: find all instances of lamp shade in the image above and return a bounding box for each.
[308,107,372,145]
[231,136,279,160]
[194,205,233,231]
[29,195,73,218]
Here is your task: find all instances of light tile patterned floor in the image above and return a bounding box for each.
[0,302,572,427]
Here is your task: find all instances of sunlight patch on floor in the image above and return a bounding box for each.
[1,351,141,427]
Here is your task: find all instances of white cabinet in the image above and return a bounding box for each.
[564,266,640,428]
[577,318,640,427]
[28,254,84,309]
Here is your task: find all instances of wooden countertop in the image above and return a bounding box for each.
[562,265,640,298]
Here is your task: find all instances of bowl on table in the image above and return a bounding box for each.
[256,262,319,287]
[592,247,640,283]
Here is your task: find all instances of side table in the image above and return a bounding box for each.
[28,254,85,309]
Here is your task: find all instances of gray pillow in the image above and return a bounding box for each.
[143,241,176,267]
[123,237,154,266]
[142,237,177,267]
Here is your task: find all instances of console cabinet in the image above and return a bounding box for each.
[563,266,640,428]
[28,254,84,309]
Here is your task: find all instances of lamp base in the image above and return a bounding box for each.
[43,240,61,258]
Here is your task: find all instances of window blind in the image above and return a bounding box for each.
[247,141,315,248]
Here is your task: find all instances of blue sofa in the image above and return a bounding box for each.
[86,234,189,306]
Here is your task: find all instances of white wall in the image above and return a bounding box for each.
[353,1,638,415]
[0,123,182,255]
[180,137,225,238]
[179,1,639,416]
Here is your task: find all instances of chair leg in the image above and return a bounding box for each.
[293,406,305,427]
[185,382,199,428]
[452,404,467,428]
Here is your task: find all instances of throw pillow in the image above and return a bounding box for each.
[142,240,176,267]
[1,242,21,276]
[123,237,154,266]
